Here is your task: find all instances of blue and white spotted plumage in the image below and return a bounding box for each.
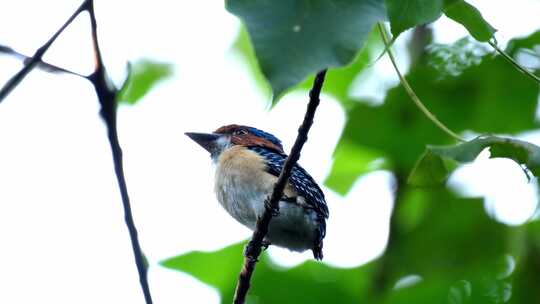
[247,146,328,259]
[186,125,329,260]
[248,146,329,218]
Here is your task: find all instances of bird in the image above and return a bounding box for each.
[185,124,329,260]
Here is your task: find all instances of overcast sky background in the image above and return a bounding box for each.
[1,1,540,303]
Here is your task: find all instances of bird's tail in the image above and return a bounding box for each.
[312,216,326,260]
[312,241,323,260]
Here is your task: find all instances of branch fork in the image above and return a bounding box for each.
[0,1,153,303]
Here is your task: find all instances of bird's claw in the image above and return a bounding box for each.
[243,241,259,262]
[243,239,271,262]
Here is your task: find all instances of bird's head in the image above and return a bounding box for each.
[185,124,284,159]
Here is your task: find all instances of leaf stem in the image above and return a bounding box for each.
[377,23,466,143]
[232,70,327,304]
[489,40,540,84]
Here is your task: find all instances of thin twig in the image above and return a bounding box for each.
[377,23,466,143]
[0,0,89,103]
[489,40,540,84]
[0,45,87,78]
[232,70,327,304]
[0,1,153,302]
[86,2,153,303]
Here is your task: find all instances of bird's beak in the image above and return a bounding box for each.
[185,132,222,153]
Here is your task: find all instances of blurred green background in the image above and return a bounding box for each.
[160,1,540,303]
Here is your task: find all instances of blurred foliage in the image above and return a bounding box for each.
[163,187,540,303]
[331,40,539,193]
[117,59,173,105]
[162,1,540,303]
[162,242,376,304]
[507,30,540,59]
[409,136,540,186]
[426,37,488,77]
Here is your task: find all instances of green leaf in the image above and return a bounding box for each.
[505,29,540,58]
[385,0,443,38]
[161,242,374,304]
[296,27,383,109]
[225,0,387,102]
[409,136,540,186]
[117,59,173,105]
[443,0,496,42]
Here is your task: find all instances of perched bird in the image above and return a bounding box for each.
[185,124,329,260]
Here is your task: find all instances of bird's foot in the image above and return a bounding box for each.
[243,239,271,262]
[261,239,271,250]
[243,240,261,262]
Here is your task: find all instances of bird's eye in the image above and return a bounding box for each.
[233,129,248,136]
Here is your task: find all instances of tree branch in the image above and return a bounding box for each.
[0,0,89,103]
[0,45,88,78]
[377,23,466,143]
[86,2,153,304]
[232,70,327,304]
[0,1,153,303]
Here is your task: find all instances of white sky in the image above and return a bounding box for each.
[0,1,539,303]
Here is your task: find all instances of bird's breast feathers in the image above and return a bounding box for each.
[213,145,323,253]
[214,147,300,215]
[215,146,276,226]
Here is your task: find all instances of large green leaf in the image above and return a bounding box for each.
[408,136,540,186]
[161,242,374,304]
[117,59,173,105]
[293,27,383,110]
[443,0,496,42]
[385,0,443,38]
[226,0,387,101]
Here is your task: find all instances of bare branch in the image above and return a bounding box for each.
[0,1,153,302]
[0,0,89,103]
[86,1,153,303]
[0,44,88,78]
[232,70,327,304]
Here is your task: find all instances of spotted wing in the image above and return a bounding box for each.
[248,146,329,218]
